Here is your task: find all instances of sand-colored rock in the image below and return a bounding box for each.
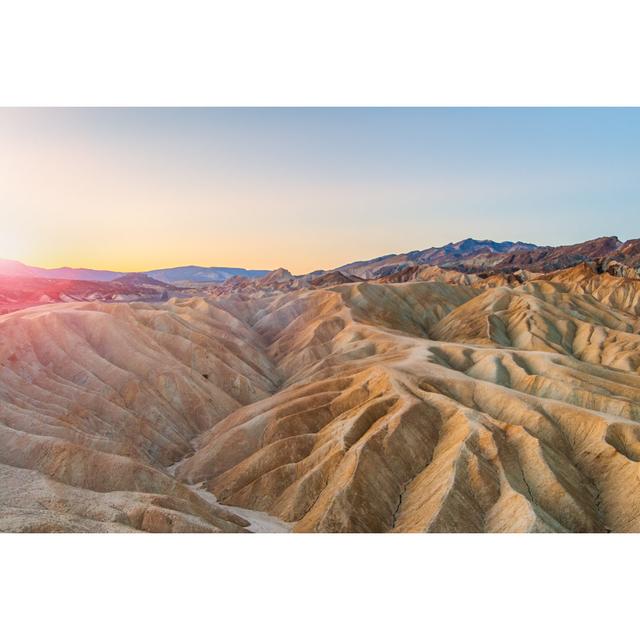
[3,266,640,532]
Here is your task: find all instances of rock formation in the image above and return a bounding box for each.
[4,241,640,532]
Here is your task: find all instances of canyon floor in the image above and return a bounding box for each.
[3,263,640,532]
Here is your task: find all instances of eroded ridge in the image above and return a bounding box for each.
[3,269,640,532]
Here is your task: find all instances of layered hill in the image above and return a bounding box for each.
[492,236,624,273]
[3,256,640,532]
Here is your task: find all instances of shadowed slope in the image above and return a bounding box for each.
[176,277,640,532]
[4,270,640,532]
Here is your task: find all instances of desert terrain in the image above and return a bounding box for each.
[2,236,640,532]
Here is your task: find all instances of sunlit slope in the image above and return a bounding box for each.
[178,278,640,532]
[0,298,278,531]
[3,273,640,532]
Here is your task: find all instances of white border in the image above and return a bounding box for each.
[1,0,640,105]
[2,533,638,639]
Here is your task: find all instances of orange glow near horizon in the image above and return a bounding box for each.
[0,109,441,274]
[2,108,639,274]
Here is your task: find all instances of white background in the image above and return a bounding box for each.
[1,1,640,639]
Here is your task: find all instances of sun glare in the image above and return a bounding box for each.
[0,231,26,262]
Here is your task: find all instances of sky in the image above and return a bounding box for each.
[0,107,639,274]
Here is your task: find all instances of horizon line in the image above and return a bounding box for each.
[1,232,631,275]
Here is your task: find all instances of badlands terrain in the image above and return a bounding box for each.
[3,236,640,532]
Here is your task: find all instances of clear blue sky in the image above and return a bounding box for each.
[0,107,638,272]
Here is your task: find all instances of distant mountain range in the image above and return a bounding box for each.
[2,236,640,287]
[335,236,640,279]
[0,259,270,284]
[337,239,540,278]
[144,266,270,284]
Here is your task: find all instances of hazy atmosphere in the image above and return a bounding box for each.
[1,107,639,273]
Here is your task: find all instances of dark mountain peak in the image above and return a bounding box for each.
[450,238,485,250]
